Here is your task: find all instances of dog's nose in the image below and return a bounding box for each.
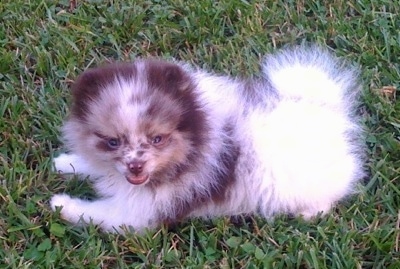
[128,160,145,175]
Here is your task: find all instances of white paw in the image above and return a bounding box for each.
[50,194,84,223]
[53,153,78,173]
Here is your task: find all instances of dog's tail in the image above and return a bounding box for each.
[262,45,361,106]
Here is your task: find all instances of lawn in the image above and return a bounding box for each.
[1,0,399,268]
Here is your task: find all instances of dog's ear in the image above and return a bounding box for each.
[70,63,137,119]
[146,60,193,93]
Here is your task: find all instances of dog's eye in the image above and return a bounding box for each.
[107,138,120,149]
[152,135,163,145]
[150,134,170,147]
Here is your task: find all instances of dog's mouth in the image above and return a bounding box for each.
[125,174,150,185]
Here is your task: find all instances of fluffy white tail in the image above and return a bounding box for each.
[262,45,361,106]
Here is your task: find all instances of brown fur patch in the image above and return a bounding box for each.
[70,63,137,120]
[209,124,240,203]
[160,124,240,224]
[144,60,209,160]
[145,60,192,94]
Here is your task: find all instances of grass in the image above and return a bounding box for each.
[1,0,399,268]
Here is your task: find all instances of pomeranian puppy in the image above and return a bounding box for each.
[50,45,364,232]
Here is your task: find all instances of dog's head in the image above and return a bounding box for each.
[63,60,208,185]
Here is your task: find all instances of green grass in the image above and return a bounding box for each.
[1,0,399,268]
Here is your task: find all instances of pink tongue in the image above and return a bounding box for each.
[126,174,149,185]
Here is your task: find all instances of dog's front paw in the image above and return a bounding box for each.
[53,153,78,173]
[50,194,85,223]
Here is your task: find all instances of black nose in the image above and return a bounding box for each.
[128,160,145,175]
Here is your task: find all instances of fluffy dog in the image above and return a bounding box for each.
[50,45,364,232]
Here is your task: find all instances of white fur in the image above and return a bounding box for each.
[50,45,364,232]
